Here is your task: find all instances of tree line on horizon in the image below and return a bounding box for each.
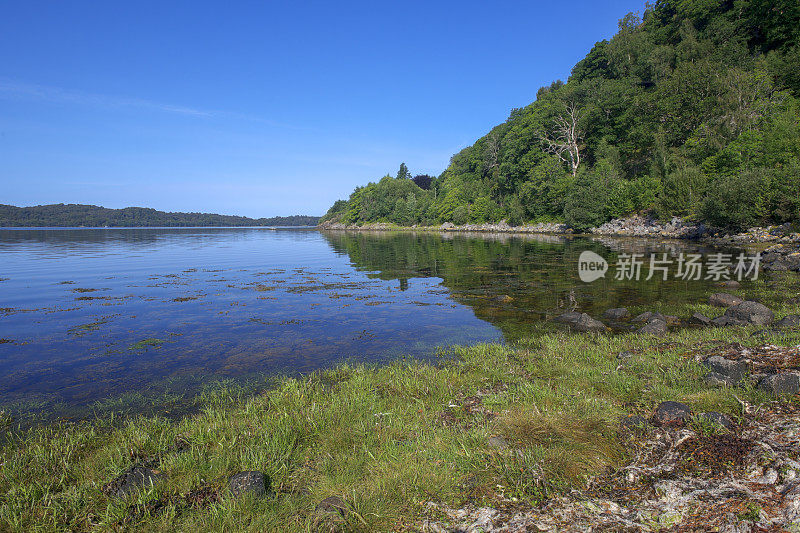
[0,204,320,227]
[322,0,800,231]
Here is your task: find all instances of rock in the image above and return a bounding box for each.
[724,301,775,326]
[554,312,607,332]
[494,295,514,303]
[719,280,741,289]
[603,308,629,320]
[653,401,692,427]
[710,315,749,327]
[638,318,668,336]
[757,373,800,396]
[102,466,162,498]
[753,468,779,485]
[228,471,271,498]
[703,371,737,388]
[697,411,734,430]
[689,312,712,326]
[776,315,800,329]
[632,311,666,323]
[620,415,648,432]
[317,496,347,516]
[703,356,747,383]
[709,293,744,307]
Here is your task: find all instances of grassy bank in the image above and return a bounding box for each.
[2,280,799,531]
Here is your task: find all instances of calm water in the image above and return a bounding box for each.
[0,228,737,420]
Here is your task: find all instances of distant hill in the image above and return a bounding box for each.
[0,204,320,227]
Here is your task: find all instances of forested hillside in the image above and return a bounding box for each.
[0,204,319,227]
[322,0,800,231]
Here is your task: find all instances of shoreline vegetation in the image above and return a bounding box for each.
[318,215,800,243]
[2,272,800,530]
[0,204,320,228]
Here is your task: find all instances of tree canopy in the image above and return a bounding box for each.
[322,0,800,230]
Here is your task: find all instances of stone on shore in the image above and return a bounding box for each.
[708,293,743,307]
[689,312,712,326]
[710,315,749,327]
[638,318,668,336]
[317,496,347,516]
[554,312,608,332]
[702,356,747,383]
[602,308,629,320]
[724,301,775,326]
[632,311,666,323]
[653,401,692,427]
[757,373,800,396]
[102,466,162,498]
[228,471,271,498]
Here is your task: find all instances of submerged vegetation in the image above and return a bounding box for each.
[2,274,799,530]
[322,0,800,230]
[0,204,320,227]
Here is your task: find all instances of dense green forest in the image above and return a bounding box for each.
[0,204,319,227]
[322,0,800,231]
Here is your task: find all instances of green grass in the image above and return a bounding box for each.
[1,278,799,531]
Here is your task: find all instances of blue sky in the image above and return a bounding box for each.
[1,0,646,217]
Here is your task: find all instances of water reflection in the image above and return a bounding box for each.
[320,230,741,339]
[0,228,741,420]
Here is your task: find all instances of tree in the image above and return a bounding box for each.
[412,174,434,190]
[539,101,584,176]
[396,163,411,180]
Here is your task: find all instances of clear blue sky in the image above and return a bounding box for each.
[1,0,646,218]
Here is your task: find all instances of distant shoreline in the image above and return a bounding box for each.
[0,203,320,228]
[0,225,319,230]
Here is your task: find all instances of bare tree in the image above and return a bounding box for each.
[484,129,501,176]
[539,102,584,176]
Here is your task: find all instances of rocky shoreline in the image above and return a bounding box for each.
[423,393,800,532]
[318,217,800,266]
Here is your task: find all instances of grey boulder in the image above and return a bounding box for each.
[757,373,800,396]
[632,311,666,323]
[102,466,162,498]
[554,312,607,332]
[229,471,272,498]
[708,293,744,307]
[603,308,629,320]
[724,301,774,326]
[638,318,668,336]
[703,355,747,383]
[653,401,692,427]
[689,312,712,326]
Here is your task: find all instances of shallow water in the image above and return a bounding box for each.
[0,227,740,419]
